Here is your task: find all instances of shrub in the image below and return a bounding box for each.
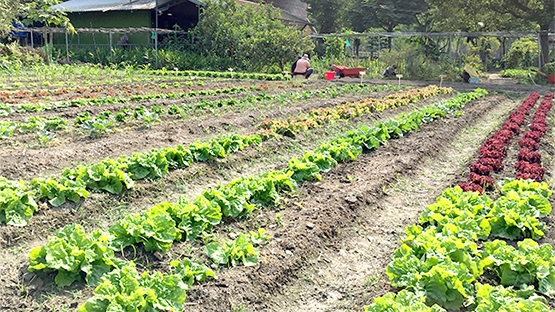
[503,38,538,69]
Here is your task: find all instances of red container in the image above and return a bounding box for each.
[325,71,335,80]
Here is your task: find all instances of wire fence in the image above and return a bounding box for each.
[9,27,555,77]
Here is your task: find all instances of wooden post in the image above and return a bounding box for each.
[30,29,34,48]
[65,30,69,63]
[396,74,403,87]
[447,35,452,60]
[377,36,381,73]
[109,31,113,62]
[537,33,542,68]
[439,74,446,87]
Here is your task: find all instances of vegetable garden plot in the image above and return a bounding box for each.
[0,83,398,146]
[0,92,483,306]
[0,88,482,310]
[363,94,555,311]
[0,66,548,310]
[0,82,406,181]
[0,86,454,257]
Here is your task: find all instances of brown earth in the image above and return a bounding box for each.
[0,80,394,180]
[0,76,553,312]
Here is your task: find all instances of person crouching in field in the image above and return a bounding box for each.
[293,54,314,79]
[382,65,397,78]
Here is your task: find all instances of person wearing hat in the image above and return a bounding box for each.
[292,54,314,79]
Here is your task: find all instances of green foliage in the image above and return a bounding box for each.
[0,0,19,36]
[62,159,134,195]
[20,0,75,33]
[488,188,550,240]
[28,224,122,287]
[189,140,226,161]
[190,0,313,72]
[301,0,348,33]
[0,181,37,226]
[480,239,555,297]
[205,229,270,267]
[499,69,537,85]
[316,138,363,162]
[379,177,554,311]
[288,157,322,182]
[365,289,446,312]
[503,38,539,69]
[109,205,181,253]
[0,43,47,69]
[169,258,215,288]
[168,196,222,241]
[202,184,255,219]
[162,145,194,170]
[419,186,493,241]
[80,118,116,138]
[347,0,428,33]
[541,62,555,75]
[31,176,89,207]
[500,178,552,203]
[74,112,91,125]
[473,283,552,312]
[122,151,169,180]
[386,226,479,309]
[18,116,67,133]
[323,37,346,59]
[77,262,187,312]
[378,41,460,80]
[462,54,484,73]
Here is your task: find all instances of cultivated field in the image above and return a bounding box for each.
[0,65,554,312]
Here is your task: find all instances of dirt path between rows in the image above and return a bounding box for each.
[179,94,531,311]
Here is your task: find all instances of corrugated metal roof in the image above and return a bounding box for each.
[52,0,157,12]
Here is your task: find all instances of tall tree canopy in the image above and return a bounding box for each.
[347,0,428,33]
[0,0,74,36]
[300,0,350,33]
[191,0,313,71]
[0,0,21,35]
[426,0,554,65]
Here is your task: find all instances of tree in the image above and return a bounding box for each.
[347,0,429,49]
[0,0,20,35]
[20,0,75,32]
[191,0,313,71]
[426,0,554,66]
[487,0,553,66]
[300,0,350,33]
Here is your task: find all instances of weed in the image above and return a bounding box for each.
[275,213,282,226]
[232,304,246,312]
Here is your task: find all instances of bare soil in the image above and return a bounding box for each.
[0,76,553,312]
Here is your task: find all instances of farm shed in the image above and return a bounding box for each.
[51,0,314,46]
[52,0,201,45]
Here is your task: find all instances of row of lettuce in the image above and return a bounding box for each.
[365,93,555,311]
[0,85,451,227]
[26,89,488,311]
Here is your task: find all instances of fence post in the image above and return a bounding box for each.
[30,29,34,48]
[377,36,381,73]
[109,31,113,62]
[65,30,69,63]
[447,35,452,60]
[537,33,541,67]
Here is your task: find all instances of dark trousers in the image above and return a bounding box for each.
[293,68,314,79]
